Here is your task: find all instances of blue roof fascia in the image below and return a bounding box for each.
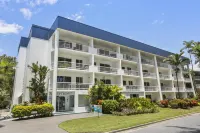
[18,37,30,51]
[30,25,50,40]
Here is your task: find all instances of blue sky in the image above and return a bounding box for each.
[0,0,200,57]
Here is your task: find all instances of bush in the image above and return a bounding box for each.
[169,99,190,109]
[12,103,54,118]
[112,98,159,115]
[102,100,119,114]
[160,100,169,108]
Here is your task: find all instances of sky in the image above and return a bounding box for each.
[0,0,200,58]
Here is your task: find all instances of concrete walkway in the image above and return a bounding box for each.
[0,113,93,133]
[119,113,200,133]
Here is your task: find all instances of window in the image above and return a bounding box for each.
[76,77,83,83]
[100,79,111,84]
[160,83,164,86]
[58,57,71,62]
[123,81,126,86]
[144,82,150,86]
[122,67,125,70]
[130,94,139,98]
[94,62,96,66]
[146,95,152,100]
[76,59,83,68]
[129,81,133,85]
[127,67,132,70]
[143,70,148,73]
[75,43,82,50]
[57,76,71,82]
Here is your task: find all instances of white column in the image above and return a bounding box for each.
[117,46,120,53]
[189,72,196,97]
[89,38,94,47]
[74,91,79,113]
[52,30,59,112]
[154,56,163,100]
[138,51,145,97]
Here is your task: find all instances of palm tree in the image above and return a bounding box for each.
[182,41,194,70]
[164,51,189,99]
[192,42,200,65]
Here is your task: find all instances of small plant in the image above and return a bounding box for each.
[160,100,169,108]
[102,100,119,114]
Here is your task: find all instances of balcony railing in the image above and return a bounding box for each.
[157,62,169,68]
[97,48,117,58]
[174,87,185,92]
[124,70,139,76]
[196,84,200,88]
[125,85,142,92]
[97,66,118,74]
[145,86,158,91]
[161,87,173,91]
[59,41,89,52]
[184,77,191,82]
[195,76,200,80]
[141,58,154,65]
[57,82,90,90]
[58,61,89,70]
[159,74,171,80]
[185,88,193,92]
[123,54,138,62]
[143,72,157,78]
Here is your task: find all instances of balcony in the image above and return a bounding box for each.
[159,74,171,80]
[123,54,138,62]
[57,82,90,90]
[184,77,191,82]
[143,72,157,78]
[59,41,89,52]
[145,86,158,91]
[97,48,117,58]
[185,88,193,92]
[174,87,185,92]
[141,58,154,66]
[157,62,169,68]
[161,87,173,91]
[125,85,143,92]
[196,84,200,88]
[97,66,118,74]
[124,70,139,76]
[195,76,200,80]
[58,61,89,71]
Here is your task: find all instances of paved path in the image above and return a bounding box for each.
[119,113,200,133]
[0,113,93,133]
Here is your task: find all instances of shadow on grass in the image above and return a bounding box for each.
[166,126,200,133]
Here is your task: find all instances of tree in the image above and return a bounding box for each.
[88,81,124,104]
[164,51,189,99]
[27,62,49,104]
[0,54,16,109]
[191,42,200,65]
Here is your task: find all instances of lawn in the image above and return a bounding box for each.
[59,106,200,133]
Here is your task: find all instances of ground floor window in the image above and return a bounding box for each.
[146,95,152,100]
[78,95,89,107]
[130,94,139,98]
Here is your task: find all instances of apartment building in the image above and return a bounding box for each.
[12,16,195,113]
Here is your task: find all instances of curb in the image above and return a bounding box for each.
[107,112,200,133]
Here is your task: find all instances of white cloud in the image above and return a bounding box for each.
[152,19,164,25]
[67,12,84,22]
[29,0,58,7]
[20,8,32,20]
[85,3,91,6]
[0,20,23,34]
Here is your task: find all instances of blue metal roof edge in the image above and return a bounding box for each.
[18,37,30,51]
[18,16,184,58]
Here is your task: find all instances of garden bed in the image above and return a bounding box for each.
[59,106,200,133]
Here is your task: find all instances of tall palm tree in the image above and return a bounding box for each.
[164,51,189,99]
[192,42,200,65]
[182,40,194,70]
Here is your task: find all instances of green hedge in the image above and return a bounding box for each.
[12,103,54,118]
[102,100,119,114]
[112,98,159,115]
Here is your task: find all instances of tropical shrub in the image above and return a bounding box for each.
[184,99,198,107]
[112,98,159,115]
[12,103,54,119]
[160,100,169,108]
[102,100,119,114]
[169,99,190,109]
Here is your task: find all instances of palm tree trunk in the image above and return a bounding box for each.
[189,53,196,93]
[176,68,180,99]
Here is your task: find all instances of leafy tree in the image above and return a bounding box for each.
[27,62,49,104]
[88,81,124,104]
[0,54,16,109]
[164,51,189,98]
[191,42,200,65]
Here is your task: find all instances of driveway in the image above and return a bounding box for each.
[119,113,200,133]
[0,113,93,133]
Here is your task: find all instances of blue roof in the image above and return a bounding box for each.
[18,37,29,51]
[19,16,176,57]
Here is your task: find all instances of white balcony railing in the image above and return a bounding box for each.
[57,82,91,90]
[157,62,169,68]
[195,76,200,80]
[159,74,171,80]
[196,84,200,88]
[97,66,118,74]
[123,54,138,62]
[59,41,89,52]
[58,61,89,70]
[125,85,142,92]
[141,58,154,65]
[97,48,117,58]
[174,87,185,92]
[161,87,173,91]
[124,70,139,76]
[184,77,191,82]
[185,88,193,92]
[143,72,157,78]
[145,86,158,91]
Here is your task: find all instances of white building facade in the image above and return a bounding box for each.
[12,16,195,113]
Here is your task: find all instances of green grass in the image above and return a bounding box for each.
[59,106,200,133]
